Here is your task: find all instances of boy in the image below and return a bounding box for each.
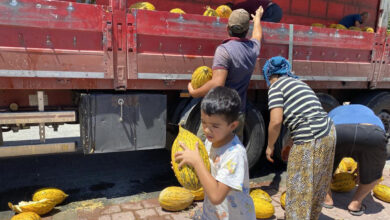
[175,86,256,220]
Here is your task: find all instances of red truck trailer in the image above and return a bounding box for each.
[0,0,389,167]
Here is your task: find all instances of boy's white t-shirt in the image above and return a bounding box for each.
[202,136,256,220]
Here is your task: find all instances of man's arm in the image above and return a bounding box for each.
[251,6,264,42]
[188,69,228,98]
[354,20,362,27]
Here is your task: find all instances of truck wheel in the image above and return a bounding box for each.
[166,98,201,150]
[316,93,340,112]
[184,101,266,168]
[354,92,390,158]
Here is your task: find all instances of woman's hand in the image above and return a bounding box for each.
[175,141,202,169]
[266,145,275,163]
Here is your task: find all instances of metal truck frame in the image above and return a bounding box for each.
[0,0,389,167]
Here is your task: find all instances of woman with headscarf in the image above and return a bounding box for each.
[263,56,336,220]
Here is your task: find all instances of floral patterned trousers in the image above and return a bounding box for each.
[286,125,336,220]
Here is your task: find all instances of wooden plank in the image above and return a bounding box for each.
[0,111,76,124]
[0,142,76,157]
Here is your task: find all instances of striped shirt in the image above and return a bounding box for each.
[268,76,332,143]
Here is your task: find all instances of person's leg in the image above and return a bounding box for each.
[324,124,355,207]
[324,188,333,207]
[348,179,380,211]
[285,142,314,220]
[311,125,336,219]
[348,125,387,212]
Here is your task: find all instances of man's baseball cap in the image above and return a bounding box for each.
[228,9,250,34]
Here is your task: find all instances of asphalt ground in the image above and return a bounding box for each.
[0,124,286,212]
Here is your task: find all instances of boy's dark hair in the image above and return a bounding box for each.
[201,86,241,124]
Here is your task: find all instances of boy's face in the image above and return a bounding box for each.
[201,111,238,148]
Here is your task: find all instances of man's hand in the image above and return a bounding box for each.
[175,141,203,169]
[251,6,264,20]
[266,145,275,163]
[187,83,195,96]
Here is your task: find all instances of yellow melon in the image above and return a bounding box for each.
[129,2,155,10]
[170,8,185,14]
[159,186,194,211]
[365,27,374,33]
[335,24,347,30]
[373,184,390,203]
[8,199,55,215]
[32,188,68,205]
[11,212,41,220]
[312,23,325,28]
[171,126,210,190]
[252,197,275,219]
[250,189,272,203]
[190,187,204,201]
[203,6,218,17]
[331,173,356,192]
[215,5,232,18]
[335,157,357,174]
[280,191,286,209]
[349,26,362,31]
[191,66,212,89]
[329,24,338,28]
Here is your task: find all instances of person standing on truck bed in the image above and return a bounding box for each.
[187,6,263,141]
[323,104,387,216]
[339,12,369,28]
[226,0,282,23]
[263,56,336,220]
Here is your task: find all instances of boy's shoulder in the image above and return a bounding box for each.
[222,137,246,156]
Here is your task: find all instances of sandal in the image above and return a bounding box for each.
[348,204,366,216]
[322,203,334,209]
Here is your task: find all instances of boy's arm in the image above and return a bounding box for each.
[175,142,231,205]
[188,69,228,98]
[251,6,264,42]
[193,159,231,205]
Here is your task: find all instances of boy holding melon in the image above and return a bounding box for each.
[175,86,256,220]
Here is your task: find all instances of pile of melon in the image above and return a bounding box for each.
[312,23,375,33]
[129,2,231,18]
[9,188,68,219]
[331,157,358,192]
[159,126,210,211]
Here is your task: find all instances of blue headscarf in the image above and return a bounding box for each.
[262,56,298,86]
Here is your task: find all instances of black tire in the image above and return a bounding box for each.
[166,98,201,150]
[184,101,266,168]
[354,91,390,158]
[316,93,340,112]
